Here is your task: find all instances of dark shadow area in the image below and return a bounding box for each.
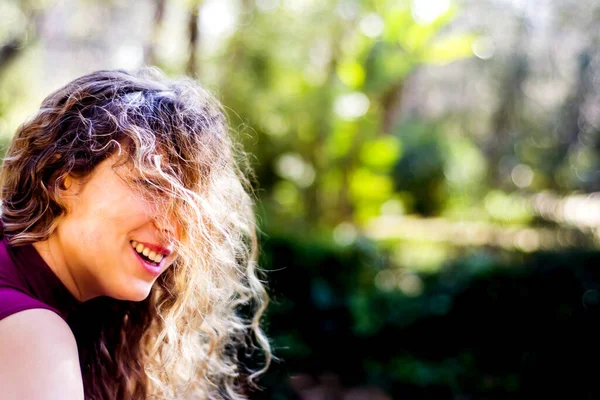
[250,233,600,399]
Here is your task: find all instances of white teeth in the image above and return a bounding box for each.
[130,241,166,263]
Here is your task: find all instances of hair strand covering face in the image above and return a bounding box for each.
[0,67,273,399]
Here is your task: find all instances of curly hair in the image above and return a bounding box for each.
[0,68,272,399]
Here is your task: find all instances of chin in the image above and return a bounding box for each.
[109,281,153,302]
[125,291,152,302]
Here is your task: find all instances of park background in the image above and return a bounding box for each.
[2,0,600,398]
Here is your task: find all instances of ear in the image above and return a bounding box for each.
[56,173,81,197]
[54,174,81,214]
[63,175,73,191]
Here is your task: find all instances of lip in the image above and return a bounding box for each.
[132,241,173,257]
[132,246,163,276]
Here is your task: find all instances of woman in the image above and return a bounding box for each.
[0,68,271,399]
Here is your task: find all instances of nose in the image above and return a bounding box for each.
[153,216,179,242]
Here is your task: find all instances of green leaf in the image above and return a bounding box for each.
[381,7,414,44]
[359,136,403,170]
[421,34,477,65]
[350,168,394,201]
[337,61,366,89]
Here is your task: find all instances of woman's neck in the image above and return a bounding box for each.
[32,237,96,302]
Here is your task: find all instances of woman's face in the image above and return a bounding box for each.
[50,154,179,302]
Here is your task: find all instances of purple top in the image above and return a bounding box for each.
[0,226,79,322]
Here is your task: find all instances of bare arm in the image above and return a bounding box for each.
[0,309,84,400]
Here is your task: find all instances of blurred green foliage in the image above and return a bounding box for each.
[256,232,600,399]
[206,0,480,233]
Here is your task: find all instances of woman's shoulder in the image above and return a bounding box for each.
[0,308,84,399]
[0,286,61,322]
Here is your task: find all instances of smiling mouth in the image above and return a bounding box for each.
[130,240,166,266]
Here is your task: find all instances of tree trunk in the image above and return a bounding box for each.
[145,0,166,66]
[186,1,202,77]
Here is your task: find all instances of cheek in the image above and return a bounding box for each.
[93,189,153,222]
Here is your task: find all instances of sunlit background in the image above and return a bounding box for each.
[2,0,600,398]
